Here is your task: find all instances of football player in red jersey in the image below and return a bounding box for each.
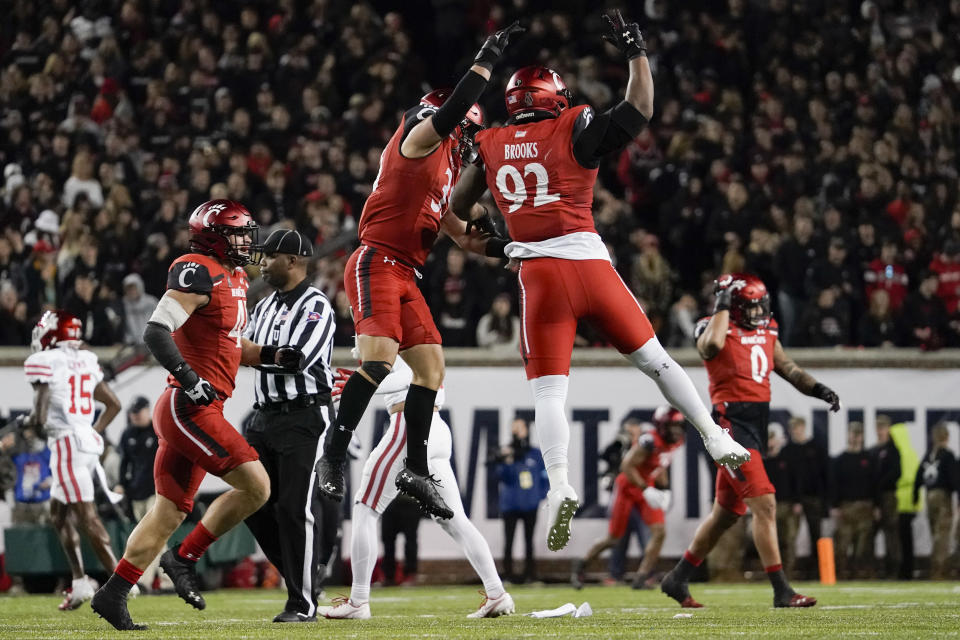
[92,200,305,630]
[450,10,749,551]
[572,406,685,590]
[315,22,524,518]
[660,273,841,609]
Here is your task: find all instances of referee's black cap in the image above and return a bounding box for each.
[258,229,313,257]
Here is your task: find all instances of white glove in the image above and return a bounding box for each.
[703,429,751,468]
[642,486,672,511]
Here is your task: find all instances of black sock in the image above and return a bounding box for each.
[403,384,437,475]
[325,372,379,461]
[673,557,699,582]
[103,573,134,598]
[767,568,793,598]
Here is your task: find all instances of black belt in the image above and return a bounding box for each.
[254,393,330,413]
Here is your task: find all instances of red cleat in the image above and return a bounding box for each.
[680,596,704,608]
[775,593,817,608]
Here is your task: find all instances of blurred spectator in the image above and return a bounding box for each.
[798,287,851,347]
[930,241,960,315]
[120,273,156,345]
[889,418,921,580]
[870,415,901,578]
[773,214,816,345]
[831,422,876,580]
[913,424,958,580]
[9,426,51,526]
[476,293,519,352]
[61,270,121,345]
[62,150,103,209]
[764,423,799,575]
[0,280,29,344]
[116,396,169,591]
[665,293,698,347]
[495,418,547,584]
[864,239,908,313]
[898,271,949,349]
[783,417,827,576]
[858,289,897,347]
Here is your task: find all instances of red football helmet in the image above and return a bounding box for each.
[419,89,484,164]
[717,273,771,329]
[505,65,572,119]
[652,406,686,444]
[187,199,258,266]
[31,310,83,352]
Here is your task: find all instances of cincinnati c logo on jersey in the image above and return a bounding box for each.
[179,262,200,288]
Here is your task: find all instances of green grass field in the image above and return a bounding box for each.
[1,581,958,639]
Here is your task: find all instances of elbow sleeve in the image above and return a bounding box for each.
[142,321,186,373]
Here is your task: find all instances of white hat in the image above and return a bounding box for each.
[35,210,60,234]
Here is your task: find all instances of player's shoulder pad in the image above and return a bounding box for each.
[693,316,712,339]
[767,317,780,334]
[24,350,55,368]
[167,257,215,295]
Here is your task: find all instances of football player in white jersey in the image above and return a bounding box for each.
[324,355,514,620]
[23,310,127,610]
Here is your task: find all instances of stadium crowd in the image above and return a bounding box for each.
[1,0,960,350]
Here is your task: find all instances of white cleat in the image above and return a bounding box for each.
[703,430,751,468]
[545,485,579,552]
[324,597,371,620]
[467,591,515,618]
[59,576,96,611]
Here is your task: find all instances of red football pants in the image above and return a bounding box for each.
[516,258,655,379]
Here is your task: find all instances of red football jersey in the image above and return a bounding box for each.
[703,317,779,404]
[930,255,960,314]
[358,109,460,267]
[633,429,683,486]
[165,253,249,398]
[475,105,598,243]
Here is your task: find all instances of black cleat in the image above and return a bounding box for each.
[315,456,346,501]
[91,587,147,631]
[273,609,317,622]
[570,560,585,590]
[395,465,454,519]
[661,569,703,608]
[160,546,206,610]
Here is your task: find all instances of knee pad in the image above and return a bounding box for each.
[360,360,392,385]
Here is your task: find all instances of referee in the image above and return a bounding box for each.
[243,229,338,623]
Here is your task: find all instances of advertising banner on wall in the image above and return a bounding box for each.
[2,365,957,558]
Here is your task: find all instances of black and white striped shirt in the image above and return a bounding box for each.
[245,279,335,404]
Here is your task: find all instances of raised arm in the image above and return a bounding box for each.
[400,22,524,158]
[571,11,652,168]
[773,340,841,411]
[620,441,651,489]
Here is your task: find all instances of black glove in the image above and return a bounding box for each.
[465,207,498,236]
[276,346,306,371]
[602,10,647,60]
[713,285,733,314]
[260,344,305,371]
[173,362,217,406]
[474,21,525,70]
[812,383,841,412]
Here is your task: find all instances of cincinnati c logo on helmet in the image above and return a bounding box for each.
[202,202,228,227]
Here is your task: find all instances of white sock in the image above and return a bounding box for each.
[546,464,569,491]
[431,459,505,599]
[627,338,722,440]
[349,503,380,604]
[530,375,571,489]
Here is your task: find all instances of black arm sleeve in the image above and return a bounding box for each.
[430,70,488,138]
[142,321,187,373]
[572,101,648,168]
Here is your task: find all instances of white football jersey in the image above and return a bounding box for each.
[24,345,105,439]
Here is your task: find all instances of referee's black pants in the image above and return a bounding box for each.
[243,404,340,616]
